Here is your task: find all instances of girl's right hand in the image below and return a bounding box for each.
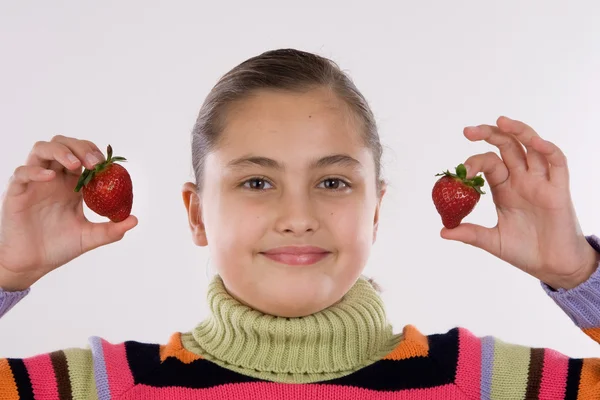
[0,135,138,291]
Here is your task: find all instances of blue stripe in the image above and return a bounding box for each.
[480,335,495,400]
[89,336,111,400]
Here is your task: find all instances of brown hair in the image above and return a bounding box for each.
[190,48,384,193]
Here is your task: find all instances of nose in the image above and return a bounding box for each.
[274,190,320,236]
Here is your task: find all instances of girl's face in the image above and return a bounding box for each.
[183,87,384,317]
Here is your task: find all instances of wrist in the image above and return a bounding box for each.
[544,238,600,290]
[0,265,38,292]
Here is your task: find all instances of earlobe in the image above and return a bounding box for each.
[182,182,208,246]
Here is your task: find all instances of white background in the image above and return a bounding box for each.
[0,0,599,359]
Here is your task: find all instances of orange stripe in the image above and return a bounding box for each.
[383,325,429,360]
[577,357,600,399]
[582,327,600,343]
[159,333,203,364]
[0,359,20,399]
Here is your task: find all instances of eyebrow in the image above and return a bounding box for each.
[226,154,362,171]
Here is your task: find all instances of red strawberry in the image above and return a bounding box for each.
[74,145,133,222]
[432,163,485,229]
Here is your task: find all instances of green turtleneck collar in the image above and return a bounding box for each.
[180,275,402,383]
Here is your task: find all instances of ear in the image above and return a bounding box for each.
[182,182,208,246]
[373,182,387,243]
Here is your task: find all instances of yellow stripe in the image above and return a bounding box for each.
[64,348,98,400]
[490,339,531,399]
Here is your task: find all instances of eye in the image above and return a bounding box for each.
[242,177,273,190]
[318,178,350,190]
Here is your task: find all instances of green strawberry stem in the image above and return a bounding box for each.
[435,163,486,195]
[74,144,127,192]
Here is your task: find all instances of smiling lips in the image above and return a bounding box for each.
[261,246,331,266]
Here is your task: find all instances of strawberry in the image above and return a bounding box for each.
[432,163,485,229]
[74,145,133,222]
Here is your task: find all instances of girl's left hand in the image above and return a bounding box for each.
[441,116,599,290]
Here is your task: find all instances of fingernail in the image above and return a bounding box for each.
[86,153,100,166]
[67,153,80,164]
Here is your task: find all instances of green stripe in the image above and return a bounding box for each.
[491,338,531,399]
[63,348,98,400]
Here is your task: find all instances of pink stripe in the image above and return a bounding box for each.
[126,382,465,399]
[102,341,135,396]
[23,353,59,400]
[454,328,481,398]
[538,348,568,399]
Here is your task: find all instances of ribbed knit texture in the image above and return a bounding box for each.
[183,275,401,383]
[0,287,29,317]
[1,235,600,398]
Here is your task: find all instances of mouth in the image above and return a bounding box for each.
[260,246,332,266]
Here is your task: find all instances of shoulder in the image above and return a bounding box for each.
[387,325,583,399]
[88,331,207,397]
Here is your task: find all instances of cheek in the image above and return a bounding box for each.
[324,197,374,250]
[204,193,268,256]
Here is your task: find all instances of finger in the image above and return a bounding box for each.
[49,159,83,176]
[463,151,509,189]
[441,223,501,257]
[26,140,84,172]
[50,135,106,170]
[496,116,549,177]
[26,136,105,172]
[530,136,569,187]
[463,125,527,171]
[6,166,56,197]
[81,215,138,253]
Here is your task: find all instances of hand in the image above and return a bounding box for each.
[441,116,599,290]
[0,135,138,291]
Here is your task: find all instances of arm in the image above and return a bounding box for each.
[0,285,100,398]
[0,347,98,399]
[452,236,600,399]
[0,286,99,398]
[0,286,29,318]
[541,235,600,343]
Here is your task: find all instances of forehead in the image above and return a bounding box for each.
[218,87,365,154]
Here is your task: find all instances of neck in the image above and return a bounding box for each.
[182,275,401,383]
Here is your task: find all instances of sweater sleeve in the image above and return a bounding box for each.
[0,286,29,318]
[0,290,101,399]
[451,235,600,399]
[0,346,98,399]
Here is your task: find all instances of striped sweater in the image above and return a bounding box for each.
[0,235,599,399]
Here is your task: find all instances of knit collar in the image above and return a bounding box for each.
[182,275,400,383]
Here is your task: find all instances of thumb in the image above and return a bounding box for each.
[440,223,499,255]
[82,215,138,253]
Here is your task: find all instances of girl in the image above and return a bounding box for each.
[0,48,599,399]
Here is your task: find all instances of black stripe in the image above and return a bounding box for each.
[126,340,261,388]
[147,356,261,388]
[329,327,460,390]
[125,341,163,384]
[564,358,583,400]
[7,358,34,400]
[129,328,460,391]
